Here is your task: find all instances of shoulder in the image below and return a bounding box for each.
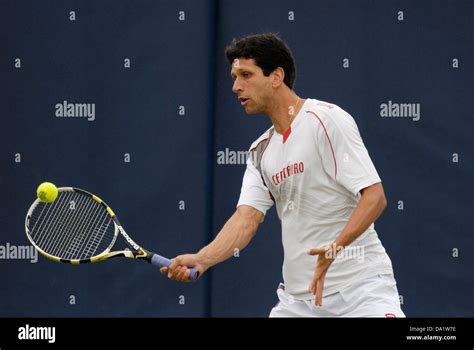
[303,98,356,130]
[304,98,350,121]
[249,126,275,152]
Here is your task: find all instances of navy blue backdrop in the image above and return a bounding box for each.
[0,0,472,317]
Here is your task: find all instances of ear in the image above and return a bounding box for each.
[271,67,285,88]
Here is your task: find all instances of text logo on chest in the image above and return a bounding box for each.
[271,162,305,186]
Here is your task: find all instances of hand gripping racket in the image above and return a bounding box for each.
[25,187,199,281]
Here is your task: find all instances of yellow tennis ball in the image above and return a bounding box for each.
[37,182,58,203]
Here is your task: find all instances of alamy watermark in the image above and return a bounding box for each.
[324,243,365,263]
[55,100,95,121]
[18,324,55,343]
[0,243,37,263]
[217,148,249,165]
[380,100,420,121]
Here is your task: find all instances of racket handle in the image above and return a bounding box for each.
[150,253,199,281]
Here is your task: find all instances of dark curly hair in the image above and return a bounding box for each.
[225,33,296,89]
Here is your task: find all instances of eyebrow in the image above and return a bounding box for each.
[230,68,251,78]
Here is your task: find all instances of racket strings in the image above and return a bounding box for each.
[45,192,88,257]
[78,210,111,259]
[27,191,116,260]
[31,192,73,251]
[61,195,104,259]
[60,195,102,259]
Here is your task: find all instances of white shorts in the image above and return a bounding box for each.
[269,274,405,317]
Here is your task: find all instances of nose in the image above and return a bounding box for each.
[232,78,243,94]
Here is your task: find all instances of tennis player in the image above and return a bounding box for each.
[161,33,405,317]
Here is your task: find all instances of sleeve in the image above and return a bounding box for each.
[236,157,274,216]
[313,106,381,196]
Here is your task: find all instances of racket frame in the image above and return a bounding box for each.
[25,187,149,265]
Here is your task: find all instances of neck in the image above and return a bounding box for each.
[265,90,304,135]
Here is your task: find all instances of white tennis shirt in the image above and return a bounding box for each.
[237,99,394,299]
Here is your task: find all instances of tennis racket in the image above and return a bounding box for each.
[25,187,199,281]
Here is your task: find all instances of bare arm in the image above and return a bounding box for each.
[309,182,387,305]
[334,182,387,248]
[197,205,263,268]
[162,205,264,281]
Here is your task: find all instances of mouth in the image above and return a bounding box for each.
[239,97,250,106]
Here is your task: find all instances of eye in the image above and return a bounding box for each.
[242,72,251,78]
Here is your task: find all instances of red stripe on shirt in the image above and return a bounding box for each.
[306,111,337,179]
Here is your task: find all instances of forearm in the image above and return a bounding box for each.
[197,206,261,269]
[334,183,387,248]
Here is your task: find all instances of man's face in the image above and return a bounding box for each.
[230,58,273,114]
